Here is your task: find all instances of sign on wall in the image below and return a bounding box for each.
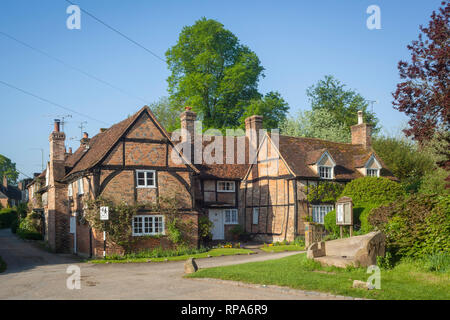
[100,206,109,221]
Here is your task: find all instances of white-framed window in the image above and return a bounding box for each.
[217,181,235,192]
[136,170,156,188]
[252,207,259,225]
[312,205,334,224]
[367,168,379,177]
[68,183,73,197]
[224,209,238,224]
[319,166,333,179]
[132,215,165,236]
[77,178,84,195]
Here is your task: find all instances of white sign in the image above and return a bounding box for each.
[100,206,109,221]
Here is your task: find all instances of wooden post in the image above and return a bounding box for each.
[340,225,343,238]
[349,225,353,237]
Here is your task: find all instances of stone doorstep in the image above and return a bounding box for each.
[314,255,356,268]
[189,278,366,300]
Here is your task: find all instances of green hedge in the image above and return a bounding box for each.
[0,208,17,229]
[16,214,42,240]
[324,203,379,236]
[341,177,404,205]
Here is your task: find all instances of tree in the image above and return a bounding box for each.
[307,75,379,131]
[239,91,289,129]
[165,18,265,129]
[0,155,18,185]
[149,97,182,132]
[280,108,351,143]
[393,1,449,143]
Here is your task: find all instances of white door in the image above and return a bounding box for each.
[209,210,224,240]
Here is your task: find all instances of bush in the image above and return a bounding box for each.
[16,214,42,240]
[422,252,450,273]
[324,204,379,236]
[341,177,404,205]
[0,208,17,229]
[369,194,450,258]
[10,218,19,234]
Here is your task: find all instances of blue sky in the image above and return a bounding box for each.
[0,0,443,179]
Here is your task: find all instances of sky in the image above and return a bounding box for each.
[0,0,444,180]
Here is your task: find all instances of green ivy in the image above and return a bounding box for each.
[340,177,405,205]
[306,181,344,203]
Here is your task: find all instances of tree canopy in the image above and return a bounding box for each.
[393,1,449,143]
[306,75,379,131]
[149,96,180,132]
[165,17,287,130]
[0,155,19,185]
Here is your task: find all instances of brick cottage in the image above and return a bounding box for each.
[26,106,395,257]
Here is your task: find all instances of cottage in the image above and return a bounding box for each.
[27,106,394,256]
[0,176,28,208]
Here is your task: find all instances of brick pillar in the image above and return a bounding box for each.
[180,107,197,164]
[245,115,263,164]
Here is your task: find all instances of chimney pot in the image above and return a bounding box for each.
[54,119,61,132]
[357,111,364,125]
[83,132,89,139]
[69,147,73,154]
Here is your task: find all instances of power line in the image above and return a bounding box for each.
[65,0,166,63]
[0,30,150,104]
[0,79,110,125]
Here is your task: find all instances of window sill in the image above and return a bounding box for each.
[136,186,157,189]
[225,222,239,225]
[217,190,235,193]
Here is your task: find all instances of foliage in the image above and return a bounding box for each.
[239,91,289,129]
[198,215,213,240]
[280,108,351,143]
[423,252,450,273]
[369,194,450,257]
[166,17,288,130]
[377,251,395,270]
[306,181,344,203]
[419,167,449,195]
[0,208,17,229]
[306,75,379,132]
[0,154,19,185]
[293,236,305,247]
[229,224,244,236]
[341,177,404,205]
[17,213,42,240]
[149,96,182,132]
[392,1,449,142]
[105,245,209,261]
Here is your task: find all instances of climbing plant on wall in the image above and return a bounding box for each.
[306,181,344,204]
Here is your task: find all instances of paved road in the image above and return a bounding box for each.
[0,229,349,300]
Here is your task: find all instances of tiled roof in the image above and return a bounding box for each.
[277,135,396,180]
[0,184,21,200]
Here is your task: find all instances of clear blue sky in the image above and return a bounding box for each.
[0,0,443,180]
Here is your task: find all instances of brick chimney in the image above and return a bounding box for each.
[245,115,263,156]
[49,119,66,181]
[351,111,372,149]
[180,107,197,163]
[2,175,7,187]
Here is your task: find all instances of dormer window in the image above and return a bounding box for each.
[319,166,333,179]
[367,168,379,177]
[364,155,382,177]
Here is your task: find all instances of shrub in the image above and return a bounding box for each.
[324,204,379,236]
[369,194,450,257]
[423,252,450,273]
[377,251,394,269]
[10,217,19,234]
[198,215,213,240]
[0,208,17,229]
[17,214,42,240]
[230,224,244,236]
[341,177,405,205]
[293,236,305,247]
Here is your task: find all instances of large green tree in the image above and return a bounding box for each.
[307,75,379,132]
[166,18,273,129]
[149,96,181,132]
[0,155,19,185]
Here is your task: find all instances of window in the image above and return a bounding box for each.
[217,181,235,192]
[367,169,379,177]
[312,205,334,224]
[252,208,259,225]
[132,215,165,236]
[319,166,333,179]
[224,209,238,224]
[136,170,156,188]
[77,178,84,195]
[68,183,73,197]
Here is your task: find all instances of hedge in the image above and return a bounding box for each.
[0,208,17,229]
[340,177,404,205]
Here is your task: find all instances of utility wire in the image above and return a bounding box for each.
[0,30,150,105]
[0,79,110,126]
[65,0,166,63]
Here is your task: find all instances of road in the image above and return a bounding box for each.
[0,229,351,300]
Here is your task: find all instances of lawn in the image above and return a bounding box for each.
[260,244,305,253]
[187,253,450,300]
[0,256,6,273]
[90,248,254,264]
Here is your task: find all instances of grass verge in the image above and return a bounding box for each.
[0,256,6,273]
[260,244,305,253]
[90,248,254,264]
[186,253,450,300]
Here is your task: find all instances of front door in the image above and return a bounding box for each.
[209,209,224,240]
